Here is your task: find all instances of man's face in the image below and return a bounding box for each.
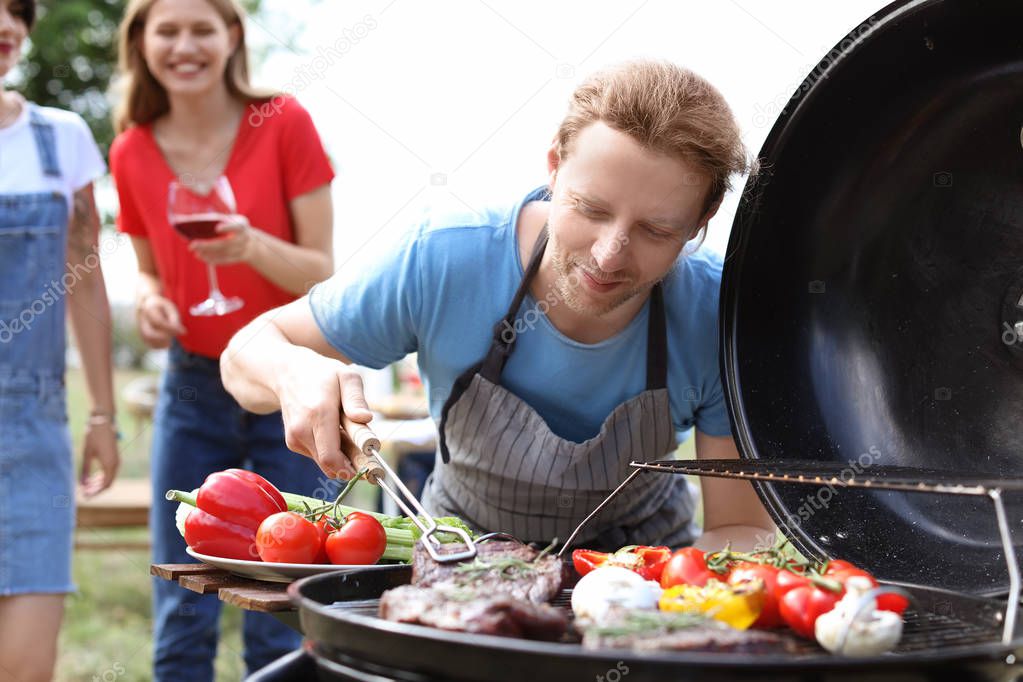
[546,121,715,318]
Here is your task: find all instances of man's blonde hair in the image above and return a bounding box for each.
[555,60,754,217]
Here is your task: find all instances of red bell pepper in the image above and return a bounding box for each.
[572,545,672,581]
[195,469,286,531]
[174,469,286,561]
[184,508,261,561]
[225,468,287,511]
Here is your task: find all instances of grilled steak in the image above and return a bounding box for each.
[377,540,569,640]
[412,540,563,603]
[581,608,801,653]
[379,584,568,641]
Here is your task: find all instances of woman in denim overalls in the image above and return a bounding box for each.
[0,1,120,679]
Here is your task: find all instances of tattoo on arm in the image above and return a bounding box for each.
[68,189,96,260]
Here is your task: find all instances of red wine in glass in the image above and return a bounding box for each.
[167,176,244,316]
[171,213,226,240]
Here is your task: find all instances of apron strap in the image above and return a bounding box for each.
[28,107,61,179]
[645,283,668,390]
[479,226,550,383]
[437,227,549,464]
[437,358,483,463]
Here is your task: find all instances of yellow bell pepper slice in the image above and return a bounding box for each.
[658,578,765,630]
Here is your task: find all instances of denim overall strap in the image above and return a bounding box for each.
[28,107,61,178]
[0,107,69,377]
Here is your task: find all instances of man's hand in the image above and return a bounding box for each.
[137,294,185,348]
[276,349,374,480]
[79,423,120,497]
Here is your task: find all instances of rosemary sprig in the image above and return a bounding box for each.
[587,610,711,638]
[453,538,558,580]
[533,538,558,562]
[705,539,810,573]
[453,556,538,580]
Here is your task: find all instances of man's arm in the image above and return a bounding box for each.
[220,298,368,480]
[691,431,777,552]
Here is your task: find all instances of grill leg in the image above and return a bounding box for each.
[990,489,1020,645]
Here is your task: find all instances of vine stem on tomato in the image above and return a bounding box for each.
[705,542,810,574]
[297,468,368,529]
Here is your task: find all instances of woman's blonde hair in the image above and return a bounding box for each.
[114,0,273,133]
[555,60,755,217]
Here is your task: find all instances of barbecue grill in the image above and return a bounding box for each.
[277,464,1022,681]
[253,0,1023,678]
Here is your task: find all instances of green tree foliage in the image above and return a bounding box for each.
[14,0,262,155]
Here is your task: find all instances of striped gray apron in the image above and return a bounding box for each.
[423,229,697,550]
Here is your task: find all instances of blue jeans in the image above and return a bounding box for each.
[150,342,338,681]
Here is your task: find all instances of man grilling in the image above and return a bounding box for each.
[221,60,775,551]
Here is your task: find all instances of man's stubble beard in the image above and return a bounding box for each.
[547,226,660,318]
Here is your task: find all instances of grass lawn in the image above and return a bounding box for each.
[56,367,245,682]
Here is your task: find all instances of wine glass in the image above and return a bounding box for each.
[168,176,244,316]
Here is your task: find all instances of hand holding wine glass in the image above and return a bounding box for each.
[188,213,255,265]
[168,175,245,316]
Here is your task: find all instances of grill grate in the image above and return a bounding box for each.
[326,589,1004,658]
[631,459,1023,496]
[618,458,1021,646]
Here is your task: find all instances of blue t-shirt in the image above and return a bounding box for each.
[309,188,733,443]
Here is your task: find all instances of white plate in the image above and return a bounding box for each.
[184,547,407,583]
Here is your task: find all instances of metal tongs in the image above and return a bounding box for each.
[341,414,477,563]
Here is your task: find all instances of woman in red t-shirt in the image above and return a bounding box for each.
[110,1,336,679]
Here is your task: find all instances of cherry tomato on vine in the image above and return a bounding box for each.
[324,512,387,565]
[779,585,841,638]
[255,512,322,564]
[661,547,720,588]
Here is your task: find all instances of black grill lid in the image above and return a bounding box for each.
[721,0,1023,596]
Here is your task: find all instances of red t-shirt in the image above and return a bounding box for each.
[110,96,334,358]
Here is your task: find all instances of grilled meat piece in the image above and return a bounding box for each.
[412,540,563,604]
[581,608,800,653]
[378,540,569,640]
[379,584,568,641]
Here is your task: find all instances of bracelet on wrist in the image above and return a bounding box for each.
[87,409,116,427]
[86,411,122,440]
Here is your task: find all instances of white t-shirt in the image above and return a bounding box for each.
[0,100,106,208]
